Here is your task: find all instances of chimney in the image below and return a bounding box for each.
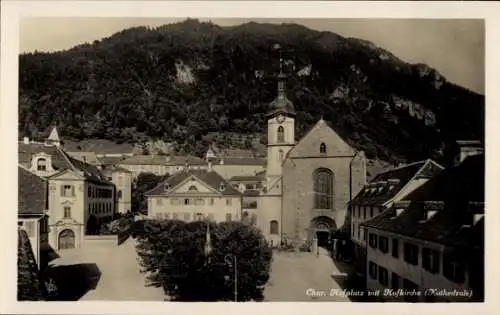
[455,140,484,165]
[23,137,29,144]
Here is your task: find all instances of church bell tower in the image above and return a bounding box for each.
[266,45,295,177]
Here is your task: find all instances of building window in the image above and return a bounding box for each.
[378,266,388,287]
[226,213,232,222]
[157,198,163,206]
[188,185,198,191]
[219,183,226,191]
[278,149,284,162]
[207,213,214,221]
[368,261,377,279]
[357,206,361,217]
[277,126,285,143]
[319,142,327,155]
[164,212,171,220]
[368,233,378,249]
[117,190,122,200]
[370,206,374,218]
[363,207,367,219]
[210,198,214,205]
[37,158,47,171]
[270,220,279,234]
[422,248,440,274]
[443,253,466,283]
[155,213,162,220]
[172,212,179,220]
[363,229,366,241]
[226,199,232,206]
[61,185,74,197]
[184,212,191,221]
[250,213,257,225]
[391,273,400,289]
[313,168,334,209]
[171,198,180,205]
[392,239,399,258]
[88,187,91,197]
[64,207,71,218]
[195,198,205,206]
[184,198,191,205]
[404,243,419,266]
[379,236,389,253]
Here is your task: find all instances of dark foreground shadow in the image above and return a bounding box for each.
[39,245,60,268]
[42,263,101,301]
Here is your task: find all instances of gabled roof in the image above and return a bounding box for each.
[146,169,241,197]
[362,154,484,249]
[119,154,205,166]
[18,166,47,215]
[350,160,443,206]
[62,139,135,155]
[210,157,266,166]
[47,126,60,142]
[18,142,112,185]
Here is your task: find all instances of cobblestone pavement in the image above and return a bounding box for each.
[50,237,165,301]
[264,248,353,301]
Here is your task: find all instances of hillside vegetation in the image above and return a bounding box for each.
[19,19,484,164]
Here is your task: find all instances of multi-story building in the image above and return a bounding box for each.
[118,154,206,178]
[145,167,242,223]
[362,153,484,301]
[18,166,49,269]
[349,159,444,276]
[18,127,116,249]
[102,166,133,214]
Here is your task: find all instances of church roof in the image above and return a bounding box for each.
[267,73,295,117]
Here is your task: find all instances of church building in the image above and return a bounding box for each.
[239,69,367,248]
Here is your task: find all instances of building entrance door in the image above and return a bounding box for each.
[58,229,76,250]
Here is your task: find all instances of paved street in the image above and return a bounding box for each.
[264,248,353,301]
[49,237,165,301]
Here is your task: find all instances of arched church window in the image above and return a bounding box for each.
[277,126,285,143]
[313,168,334,209]
[278,149,284,162]
[37,158,47,171]
[270,220,279,235]
[320,142,327,155]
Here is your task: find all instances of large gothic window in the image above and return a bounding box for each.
[313,168,334,209]
[277,126,285,143]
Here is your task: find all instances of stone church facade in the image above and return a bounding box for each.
[254,71,367,248]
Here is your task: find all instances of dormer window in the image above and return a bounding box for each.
[320,142,327,155]
[219,183,226,191]
[37,158,47,171]
[164,183,170,191]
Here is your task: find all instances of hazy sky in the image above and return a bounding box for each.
[20,18,485,94]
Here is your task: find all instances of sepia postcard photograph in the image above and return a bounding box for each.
[1,1,500,315]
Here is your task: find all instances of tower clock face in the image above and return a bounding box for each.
[277,114,285,123]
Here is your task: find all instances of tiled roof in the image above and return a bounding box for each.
[210,157,266,166]
[229,175,264,182]
[66,151,101,165]
[362,154,484,248]
[98,156,128,166]
[350,160,442,206]
[62,139,135,155]
[18,166,47,215]
[120,154,205,166]
[18,142,112,185]
[243,189,261,196]
[146,169,241,196]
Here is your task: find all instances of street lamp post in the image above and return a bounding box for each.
[225,254,238,302]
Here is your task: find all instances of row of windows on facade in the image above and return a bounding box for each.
[368,232,466,283]
[155,212,233,222]
[353,205,383,221]
[156,197,234,206]
[233,183,259,190]
[87,186,113,199]
[88,202,113,215]
[368,261,421,301]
